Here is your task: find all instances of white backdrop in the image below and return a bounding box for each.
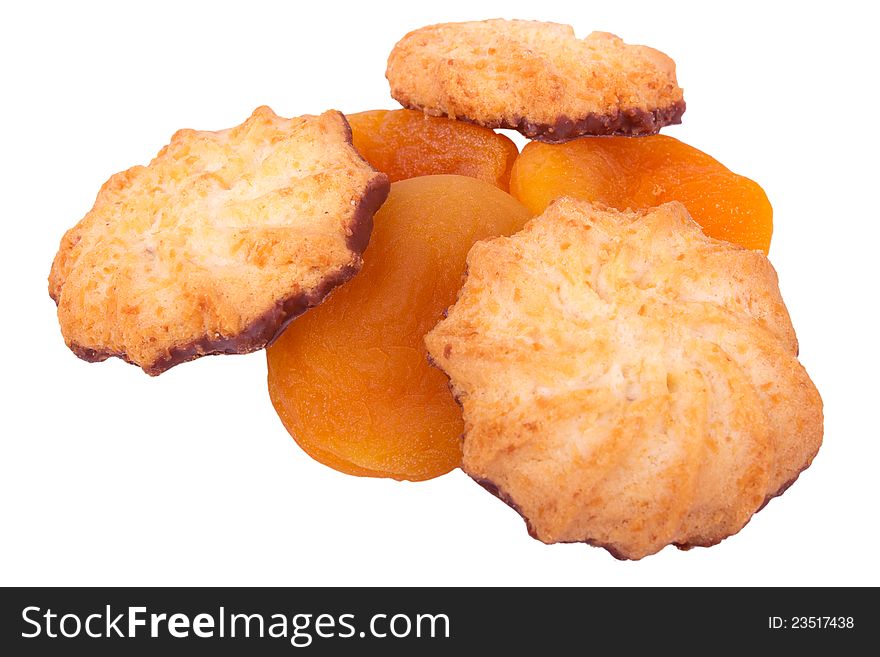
[2,0,877,586]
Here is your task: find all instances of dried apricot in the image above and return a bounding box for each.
[347,109,518,190]
[509,135,773,252]
[267,175,531,480]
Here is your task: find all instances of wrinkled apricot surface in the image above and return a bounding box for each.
[347,109,518,190]
[267,175,531,480]
[510,135,773,252]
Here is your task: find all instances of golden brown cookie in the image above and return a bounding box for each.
[386,20,685,143]
[425,199,822,560]
[49,107,389,375]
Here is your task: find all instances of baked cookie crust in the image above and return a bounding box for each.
[387,20,685,143]
[426,199,823,559]
[49,107,389,375]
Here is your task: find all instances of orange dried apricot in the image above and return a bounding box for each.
[509,135,773,252]
[347,109,518,190]
[267,175,531,481]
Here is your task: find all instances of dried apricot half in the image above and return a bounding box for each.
[509,135,773,252]
[347,109,518,190]
[267,175,531,480]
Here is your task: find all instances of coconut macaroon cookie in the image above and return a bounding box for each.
[426,199,823,560]
[49,107,389,375]
[387,20,685,143]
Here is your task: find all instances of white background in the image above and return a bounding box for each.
[2,0,877,586]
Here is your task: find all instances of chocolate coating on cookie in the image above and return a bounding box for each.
[388,20,685,143]
[49,107,389,375]
[402,100,686,143]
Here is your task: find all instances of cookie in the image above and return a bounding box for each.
[425,199,823,560]
[49,106,389,375]
[386,20,685,143]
